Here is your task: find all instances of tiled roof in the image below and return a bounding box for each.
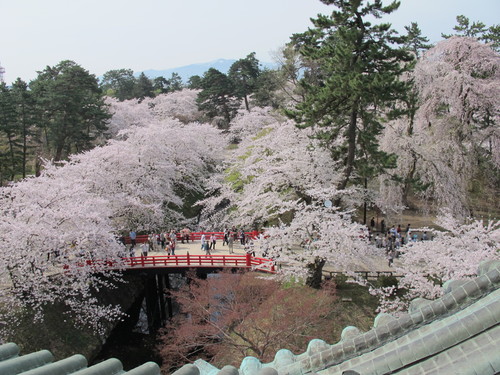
[0,342,161,375]
[173,260,500,375]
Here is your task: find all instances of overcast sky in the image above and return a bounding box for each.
[1,0,499,84]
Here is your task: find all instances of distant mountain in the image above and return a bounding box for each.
[139,59,276,83]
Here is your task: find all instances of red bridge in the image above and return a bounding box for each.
[70,253,276,274]
[122,253,275,273]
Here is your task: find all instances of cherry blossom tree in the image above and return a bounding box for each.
[0,109,226,335]
[368,211,500,314]
[227,106,278,143]
[158,272,333,372]
[378,36,500,216]
[263,203,376,288]
[105,89,203,138]
[0,165,125,337]
[104,96,154,138]
[198,108,353,230]
[146,89,202,124]
[60,118,226,231]
[197,107,374,287]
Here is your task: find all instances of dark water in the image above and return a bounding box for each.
[91,273,187,371]
[91,297,163,371]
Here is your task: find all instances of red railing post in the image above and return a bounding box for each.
[187,251,190,266]
[246,252,251,267]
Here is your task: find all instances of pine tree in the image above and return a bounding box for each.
[196,68,239,128]
[30,60,110,161]
[10,79,36,178]
[0,82,19,182]
[287,0,414,199]
[100,68,137,101]
[134,72,155,100]
[442,15,500,52]
[228,52,261,111]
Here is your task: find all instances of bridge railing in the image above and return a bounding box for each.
[123,253,275,272]
[66,253,276,273]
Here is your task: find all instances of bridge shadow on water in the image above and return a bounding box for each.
[90,266,245,371]
[90,271,186,371]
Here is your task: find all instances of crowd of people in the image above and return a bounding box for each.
[123,227,257,257]
[367,217,431,267]
[124,219,433,268]
[123,229,183,257]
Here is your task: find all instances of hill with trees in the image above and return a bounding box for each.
[0,1,498,358]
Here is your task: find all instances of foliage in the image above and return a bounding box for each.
[288,0,413,195]
[198,107,352,230]
[196,68,241,129]
[101,70,184,101]
[228,52,261,111]
[442,15,500,51]
[100,69,137,101]
[134,72,155,100]
[158,272,335,372]
[378,37,500,215]
[30,60,111,162]
[402,22,433,57]
[0,79,37,182]
[368,212,500,314]
[0,102,225,335]
[1,62,110,185]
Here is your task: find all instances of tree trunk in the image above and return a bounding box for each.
[402,154,418,206]
[244,94,250,112]
[335,103,358,207]
[7,132,16,180]
[305,256,326,289]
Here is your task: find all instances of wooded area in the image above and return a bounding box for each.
[0,2,498,350]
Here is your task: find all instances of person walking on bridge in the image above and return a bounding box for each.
[210,234,217,250]
[204,239,211,256]
[141,242,149,257]
[228,232,234,254]
[129,230,136,249]
[201,233,206,250]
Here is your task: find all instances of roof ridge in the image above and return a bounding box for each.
[174,259,500,375]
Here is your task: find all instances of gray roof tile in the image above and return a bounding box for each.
[0,344,161,375]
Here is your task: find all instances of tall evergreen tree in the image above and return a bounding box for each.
[0,82,19,182]
[134,72,155,100]
[442,15,500,52]
[100,68,137,101]
[10,79,36,178]
[228,52,261,111]
[287,0,414,197]
[0,80,37,183]
[196,68,239,128]
[153,76,170,94]
[397,22,432,203]
[30,60,110,162]
[168,72,183,92]
[187,75,202,89]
